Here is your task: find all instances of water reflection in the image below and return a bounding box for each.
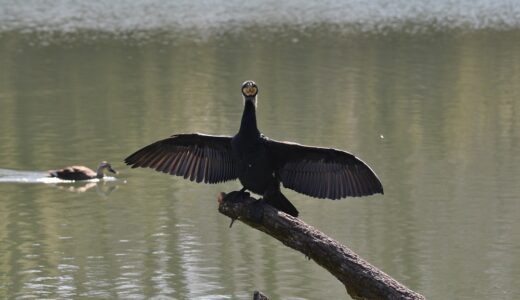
[52,182,120,196]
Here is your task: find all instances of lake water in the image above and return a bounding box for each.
[1,1,519,299]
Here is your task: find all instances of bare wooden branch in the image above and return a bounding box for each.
[253,290,269,300]
[218,192,426,300]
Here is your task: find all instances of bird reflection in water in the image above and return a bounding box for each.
[52,180,121,197]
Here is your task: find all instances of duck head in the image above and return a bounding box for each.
[97,161,118,177]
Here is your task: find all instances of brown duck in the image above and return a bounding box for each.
[48,161,117,181]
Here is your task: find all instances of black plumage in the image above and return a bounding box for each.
[125,134,236,183]
[125,81,383,217]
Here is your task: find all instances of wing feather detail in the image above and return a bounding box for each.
[265,138,383,199]
[125,133,238,184]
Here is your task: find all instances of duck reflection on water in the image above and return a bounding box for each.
[52,181,120,196]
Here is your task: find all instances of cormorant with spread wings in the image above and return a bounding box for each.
[125,81,383,217]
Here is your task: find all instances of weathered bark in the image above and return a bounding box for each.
[253,290,269,300]
[218,192,426,300]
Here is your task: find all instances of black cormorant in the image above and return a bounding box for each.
[125,81,383,217]
[49,161,117,181]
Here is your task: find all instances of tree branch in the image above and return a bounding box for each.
[253,290,269,300]
[218,192,426,300]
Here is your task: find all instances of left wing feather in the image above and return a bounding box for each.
[125,133,238,184]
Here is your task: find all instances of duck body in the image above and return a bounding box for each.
[49,161,117,181]
[125,81,383,217]
[49,166,99,181]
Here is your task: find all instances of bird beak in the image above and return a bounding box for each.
[243,86,257,97]
[109,167,118,174]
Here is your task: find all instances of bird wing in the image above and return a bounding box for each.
[125,133,238,184]
[264,138,383,199]
[50,166,95,180]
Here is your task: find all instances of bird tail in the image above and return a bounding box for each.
[265,192,299,217]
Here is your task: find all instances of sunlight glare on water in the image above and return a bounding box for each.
[1,0,520,40]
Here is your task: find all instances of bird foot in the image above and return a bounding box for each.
[227,198,264,226]
[223,190,251,228]
[221,190,263,225]
[225,190,250,203]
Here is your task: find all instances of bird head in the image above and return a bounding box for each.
[241,80,258,106]
[99,161,118,174]
[242,80,258,97]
